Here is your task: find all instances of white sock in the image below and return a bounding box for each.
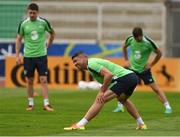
[118,102,123,108]
[44,99,49,106]
[164,102,171,109]
[76,118,88,127]
[136,117,144,125]
[28,98,34,106]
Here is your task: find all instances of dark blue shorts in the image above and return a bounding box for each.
[110,73,138,96]
[134,69,154,85]
[23,55,48,78]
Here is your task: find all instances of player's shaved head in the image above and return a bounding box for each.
[72,52,88,70]
[72,52,87,60]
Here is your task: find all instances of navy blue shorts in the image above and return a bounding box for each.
[110,73,138,96]
[23,55,48,78]
[134,69,154,85]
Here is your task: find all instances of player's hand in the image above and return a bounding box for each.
[124,60,130,68]
[16,56,21,65]
[46,43,50,48]
[144,63,152,70]
[97,92,105,104]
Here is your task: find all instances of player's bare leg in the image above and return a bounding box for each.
[84,90,116,121]
[149,82,172,113]
[64,90,116,130]
[40,76,54,112]
[118,94,147,129]
[26,77,34,111]
[64,90,146,130]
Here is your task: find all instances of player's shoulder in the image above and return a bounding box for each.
[38,17,50,24]
[19,18,30,26]
[88,58,103,65]
[144,35,154,43]
[88,58,99,63]
[144,36,158,49]
[125,35,134,43]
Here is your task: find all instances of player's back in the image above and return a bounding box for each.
[88,58,133,78]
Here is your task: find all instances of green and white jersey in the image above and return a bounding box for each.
[18,17,53,57]
[88,58,133,88]
[125,35,158,73]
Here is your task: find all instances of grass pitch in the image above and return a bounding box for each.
[0,88,180,136]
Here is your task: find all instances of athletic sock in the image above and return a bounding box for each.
[136,117,144,125]
[164,102,171,109]
[44,99,50,106]
[28,98,34,106]
[118,102,123,108]
[76,118,88,127]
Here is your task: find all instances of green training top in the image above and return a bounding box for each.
[125,35,158,73]
[18,17,53,57]
[88,58,133,88]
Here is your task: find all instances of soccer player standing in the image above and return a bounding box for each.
[15,3,55,111]
[64,52,147,130]
[113,27,172,114]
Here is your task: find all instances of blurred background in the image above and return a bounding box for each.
[0,0,180,90]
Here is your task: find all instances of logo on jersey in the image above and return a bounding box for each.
[134,51,141,59]
[39,25,44,29]
[31,31,38,40]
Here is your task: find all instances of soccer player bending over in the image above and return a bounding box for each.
[64,52,147,130]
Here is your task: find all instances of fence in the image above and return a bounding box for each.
[0,1,30,40]
[34,2,165,48]
[0,2,166,49]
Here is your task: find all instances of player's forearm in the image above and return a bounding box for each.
[15,38,22,57]
[122,45,128,61]
[101,74,113,93]
[151,51,162,67]
[47,31,55,48]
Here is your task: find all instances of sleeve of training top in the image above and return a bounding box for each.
[125,35,133,47]
[88,59,104,74]
[145,36,158,51]
[44,18,53,33]
[17,21,24,36]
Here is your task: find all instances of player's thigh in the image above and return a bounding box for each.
[110,73,138,96]
[117,93,130,104]
[148,82,161,92]
[139,69,154,85]
[23,57,36,78]
[36,55,48,76]
[103,90,117,103]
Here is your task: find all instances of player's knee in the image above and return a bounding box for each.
[117,93,129,104]
[40,78,47,84]
[27,78,33,85]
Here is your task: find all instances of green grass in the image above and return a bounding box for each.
[0,88,180,136]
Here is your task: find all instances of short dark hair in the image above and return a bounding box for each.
[132,27,143,37]
[28,3,39,11]
[72,51,85,60]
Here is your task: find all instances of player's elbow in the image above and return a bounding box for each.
[122,44,127,51]
[51,31,55,39]
[158,50,162,58]
[107,73,113,80]
[50,30,55,38]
